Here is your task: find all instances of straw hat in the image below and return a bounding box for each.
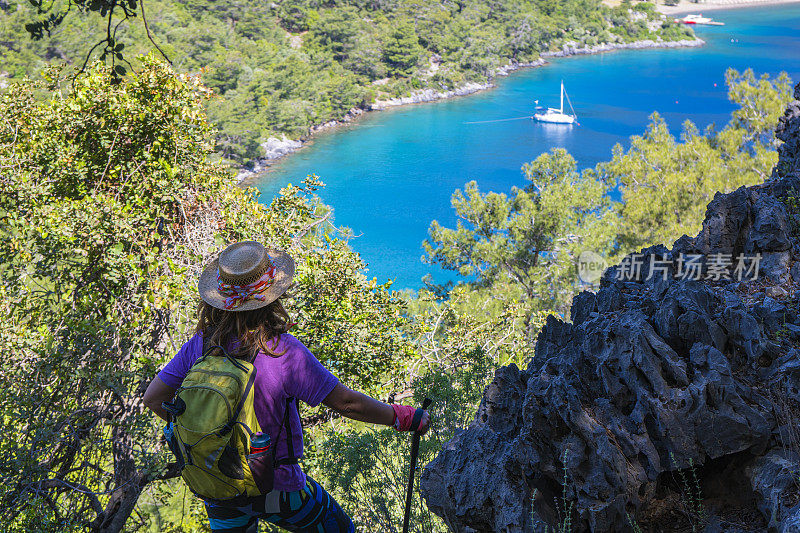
[198,241,295,311]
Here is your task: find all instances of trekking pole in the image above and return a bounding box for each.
[402,397,432,533]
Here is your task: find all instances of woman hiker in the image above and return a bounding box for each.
[143,240,430,533]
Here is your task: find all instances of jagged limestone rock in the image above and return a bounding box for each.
[745,448,800,532]
[421,83,800,532]
[775,82,800,181]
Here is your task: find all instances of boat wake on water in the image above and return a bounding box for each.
[463,116,535,124]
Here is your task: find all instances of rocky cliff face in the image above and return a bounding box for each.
[775,82,800,181]
[421,83,800,532]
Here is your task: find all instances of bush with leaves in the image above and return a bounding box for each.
[423,148,617,335]
[603,68,794,257]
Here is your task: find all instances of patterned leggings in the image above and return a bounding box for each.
[204,476,355,533]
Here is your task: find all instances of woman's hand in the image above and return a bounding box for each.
[417,410,431,435]
[391,404,430,434]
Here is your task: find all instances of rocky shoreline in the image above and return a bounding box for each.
[541,37,704,58]
[235,37,704,183]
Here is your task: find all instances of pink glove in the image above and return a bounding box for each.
[391,404,424,432]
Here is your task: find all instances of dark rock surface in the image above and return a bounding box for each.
[774,82,800,182]
[421,83,800,532]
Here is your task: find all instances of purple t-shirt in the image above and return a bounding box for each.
[157,332,338,492]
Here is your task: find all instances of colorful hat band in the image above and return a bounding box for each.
[216,263,277,310]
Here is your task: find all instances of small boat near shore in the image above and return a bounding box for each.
[675,14,725,26]
[534,81,578,125]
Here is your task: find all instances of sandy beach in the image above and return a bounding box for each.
[655,0,800,15]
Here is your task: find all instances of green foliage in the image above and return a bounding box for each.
[556,450,575,533]
[726,68,795,146]
[626,512,645,533]
[383,24,424,77]
[307,236,549,531]
[291,239,413,398]
[22,0,140,82]
[408,284,541,372]
[778,190,800,241]
[424,148,617,332]
[137,482,211,532]
[670,453,707,532]
[2,0,694,163]
[313,347,497,532]
[602,69,793,257]
[0,58,410,530]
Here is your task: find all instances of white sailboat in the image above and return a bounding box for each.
[534,81,577,124]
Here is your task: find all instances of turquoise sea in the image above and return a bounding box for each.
[258,4,800,290]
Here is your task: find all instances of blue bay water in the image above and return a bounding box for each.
[258,4,800,290]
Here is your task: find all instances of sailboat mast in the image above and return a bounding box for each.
[560,81,564,113]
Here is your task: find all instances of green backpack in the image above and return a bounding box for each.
[162,341,297,501]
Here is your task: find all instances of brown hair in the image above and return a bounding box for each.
[195,298,293,361]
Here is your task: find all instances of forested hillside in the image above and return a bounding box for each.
[0,0,693,163]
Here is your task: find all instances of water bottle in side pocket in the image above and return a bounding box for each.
[247,432,274,493]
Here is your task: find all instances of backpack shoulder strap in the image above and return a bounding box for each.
[198,332,258,437]
[219,366,257,436]
[199,331,219,363]
[273,397,299,466]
